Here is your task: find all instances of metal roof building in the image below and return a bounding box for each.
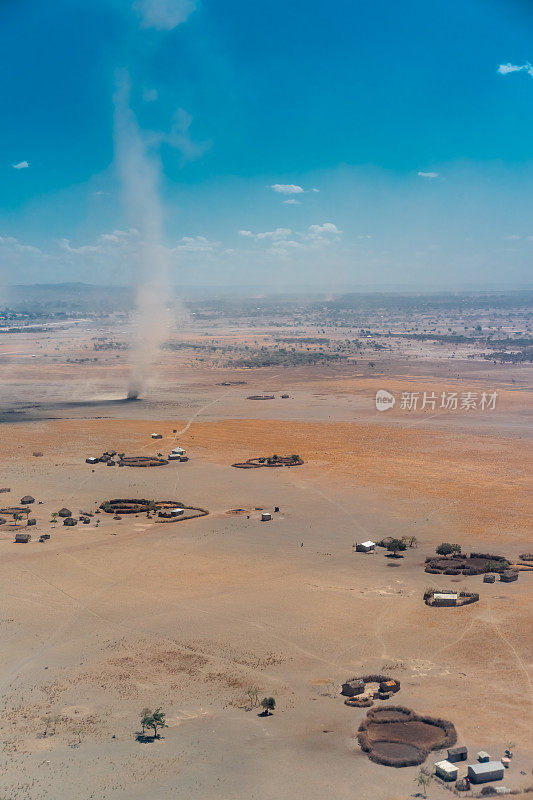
[468,761,504,784]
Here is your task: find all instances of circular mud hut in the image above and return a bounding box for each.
[357,705,456,767]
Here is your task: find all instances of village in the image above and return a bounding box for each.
[0,291,531,800]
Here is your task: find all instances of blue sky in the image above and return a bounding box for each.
[1,0,532,287]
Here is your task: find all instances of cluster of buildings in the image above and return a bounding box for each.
[435,745,510,789]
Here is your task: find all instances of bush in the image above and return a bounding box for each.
[436,543,454,557]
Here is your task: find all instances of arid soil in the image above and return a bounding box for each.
[0,317,531,800]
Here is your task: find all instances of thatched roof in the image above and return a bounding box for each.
[58,507,72,517]
[20,495,35,504]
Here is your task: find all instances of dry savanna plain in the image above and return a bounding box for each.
[0,292,532,800]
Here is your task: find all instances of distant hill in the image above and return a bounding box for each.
[3,283,135,312]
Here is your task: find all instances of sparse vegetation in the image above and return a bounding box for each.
[260,697,276,715]
[139,707,167,739]
[436,542,454,557]
[387,538,407,557]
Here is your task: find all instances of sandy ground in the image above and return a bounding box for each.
[0,322,531,799]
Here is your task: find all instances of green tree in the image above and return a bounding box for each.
[150,707,167,738]
[487,559,508,573]
[140,707,152,735]
[260,697,276,715]
[51,512,58,524]
[387,538,407,557]
[12,512,22,527]
[450,543,462,555]
[414,769,431,797]
[436,542,454,558]
[140,707,167,738]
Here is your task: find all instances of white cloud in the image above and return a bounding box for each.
[504,235,521,240]
[59,229,138,255]
[133,0,197,30]
[174,235,219,253]
[282,199,301,205]
[239,228,292,241]
[59,238,102,255]
[256,228,292,240]
[308,223,342,236]
[240,223,341,251]
[57,228,219,266]
[417,171,439,178]
[497,62,533,77]
[311,188,320,193]
[12,160,29,169]
[0,235,41,254]
[270,184,304,194]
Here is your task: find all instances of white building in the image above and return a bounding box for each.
[435,760,458,781]
[356,541,375,553]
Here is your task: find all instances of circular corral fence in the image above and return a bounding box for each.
[232,454,303,469]
[357,705,456,767]
[119,456,168,467]
[100,499,208,522]
[425,552,509,576]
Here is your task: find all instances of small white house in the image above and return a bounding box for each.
[85,457,99,464]
[151,433,163,439]
[261,512,272,522]
[170,508,184,517]
[435,760,458,781]
[171,447,185,455]
[356,541,375,553]
[168,453,182,460]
